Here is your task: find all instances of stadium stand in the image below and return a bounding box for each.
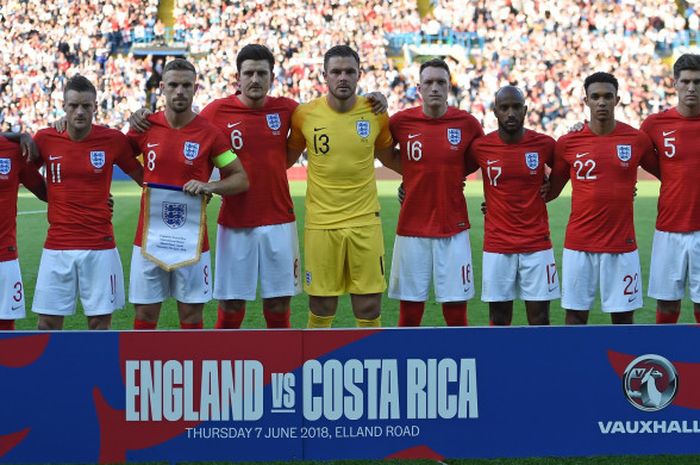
[1,0,698,137]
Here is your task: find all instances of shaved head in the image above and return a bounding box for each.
[494,86,525,104]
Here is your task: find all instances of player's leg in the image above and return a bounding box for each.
[213,225,259,328]
[600,251,643,324]
[129,246,170,329]
[518,249,559,326]
[305,228,347,328]
[77,248,125,330]
[489,301,514,326]
[524,301,550,325]
[561,249,598,325]
[0,259,26,330]
[347,224,386,327]
[388,235,432,326]
[481,251,517,325]
[258,222,302,328]
[32,249,79,330]
[648,230,687,323]
[172,251,212,329]
[433,231,473,326]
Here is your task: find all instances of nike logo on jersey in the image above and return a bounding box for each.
[11,304,22,311]
[147,143,159,148]
[662,130,676,136]
[486,159,499,165]
[575,152,589,158]
[227,122,242,128]
[408,133,421,139]
[314,127,327,132]
[48,155,62,161]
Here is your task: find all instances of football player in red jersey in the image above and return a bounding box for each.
[388,58,483,326]
[127,58,248,330]
[198,45,300,329]
[547,72,659,325]
[0,134,46,330]
[640,54,700,324]
[30,75,143,330]
[469,86,558,326]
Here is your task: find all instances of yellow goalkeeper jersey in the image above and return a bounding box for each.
[288,95,393,229]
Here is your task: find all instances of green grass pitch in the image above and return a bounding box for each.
[12,180,699,464]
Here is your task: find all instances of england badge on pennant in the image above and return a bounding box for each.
[447,128,462,145]
[90,151,105,169]
[616,144,632,162]
[356,120,370,138]
[0,158,10,175]
[183,141,200,160]
[525,152,539,170]
[162,201,187,229]
[266,113,281,131]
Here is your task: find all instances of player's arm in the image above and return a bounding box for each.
[545,141,570,202]
[638,133,660,180]
[286,109,307,168]
[183,151,249,196]
[0,132,40,162]
[364,92,388,114]
[19,163,47,202]
[115,138,144,187]
[375,144,402,174]
[129,108,154,132]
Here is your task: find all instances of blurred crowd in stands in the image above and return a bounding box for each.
[1,0,699,137]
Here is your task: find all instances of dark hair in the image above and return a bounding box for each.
[163,58,197,76]
[323,45,360,70]
[583,72,618,94]
[64,74,96,97]
[236,44,275,73]
[673,54,700,79]
[419,58,451,80]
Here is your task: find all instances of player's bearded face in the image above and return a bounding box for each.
[63,90,96,132]
[161,70,197,114]
[324,56,360,101]
[494,95,526,134]
[584,82,619,122]
[238,60,271,101]
[675,70,700,109]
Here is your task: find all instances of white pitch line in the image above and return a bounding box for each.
[17,209,47,215]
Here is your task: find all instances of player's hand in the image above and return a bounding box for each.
[107,193,114,214]
[53,117,67,133]
[183,179,213,197]
[481,201,487,215]
[397,182,405,205]
[19,133,40,162]
[540,174,551,200]
[129,108,153,133]
[567,121,585,133]
[366,92,388,114]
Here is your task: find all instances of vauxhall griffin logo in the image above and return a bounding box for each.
[622,354,678,412]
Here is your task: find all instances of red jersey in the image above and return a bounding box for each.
[469,129,554,253]
[640,108,700,232]
[199,95,297,228]
[552,122,656,253]
[390,106,483,237]
[0,137,44,261]
[34,126,139,250]
[127,112,233,249]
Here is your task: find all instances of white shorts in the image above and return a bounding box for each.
[648,229,700,303]
[388,231,474,302]
[561,248,642,312]
[0,259,25,320]
[481,249,560,302]
[32,248,125,316]
[129,246,212,304]
[213,222,301,301]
